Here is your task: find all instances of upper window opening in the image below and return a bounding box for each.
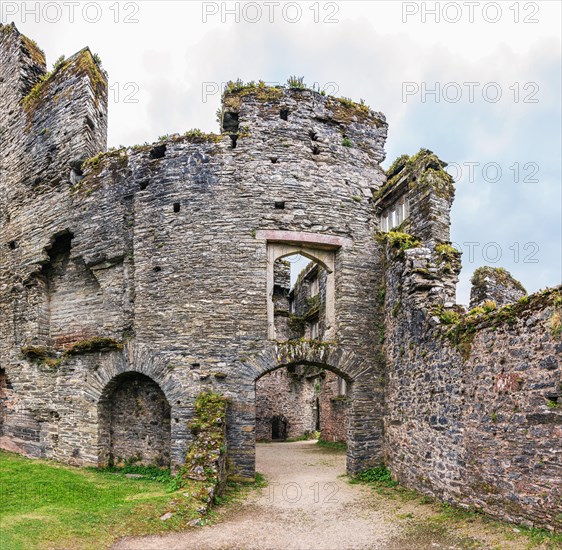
[273,254,327,342]
[380,195,410,232]
[150,145,166,159]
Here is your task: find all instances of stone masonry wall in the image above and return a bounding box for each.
[319,371,349,443]
[382,235,561,531]
[2,27,558,531]
[0,27,387,477]
[255,368,318,441]
[469,266,527,309]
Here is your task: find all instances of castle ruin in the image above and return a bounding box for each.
[0,24,560,531]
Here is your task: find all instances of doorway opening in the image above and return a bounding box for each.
[98,372,171,467]
[273,253,328,342]
[256,364,348,444]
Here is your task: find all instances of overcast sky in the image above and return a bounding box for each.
[4,0,560,304]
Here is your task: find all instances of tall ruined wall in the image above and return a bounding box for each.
[0,28,388,476]
[319,371,349,443]
[379,154,561,531]
[255,368,318,440]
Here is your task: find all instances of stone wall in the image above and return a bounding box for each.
[255,367,347,443]
[1,26,559,531]
[255,367,318,440]
[319,371,349,443]
[0,27,387,478]
[381,235,561,531]
[469,266,527,309]
[98,372,171,467]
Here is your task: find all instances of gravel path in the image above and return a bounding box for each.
[113,441,536,550]
[113,441,397,550]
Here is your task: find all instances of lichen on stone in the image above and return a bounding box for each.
[21,48,106,120]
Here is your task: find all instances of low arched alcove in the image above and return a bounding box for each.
[98,372,171,467]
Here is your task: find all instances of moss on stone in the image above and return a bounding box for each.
[21,346,59,367]
[223,80,284,110]
[471,266,526,294]
[429,305,461,325]
[21,35,46,67]
[445,287,561,359]
[386,154,410,180]
[377,149,455,205]
[326,96,385,128]
[64,337,124,355]
[181,391,227,495]
[20,340,125,367]
[181,129,222,143]
[435,243,461,261]
[381,231,421,252]
[22,48,106,120]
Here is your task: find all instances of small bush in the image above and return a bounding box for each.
[482,300,497,313]
[52,55,66,71]
[287,75,306,90]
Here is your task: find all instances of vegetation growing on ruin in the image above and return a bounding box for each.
[64,337,124,354]
[326,95,385,127]
[1,24,46,67]
[181,391,227,495]
[434,243,460,262]
[434,243,461,273]
[181,128,222,143]
[375,149,454,203]
[20,346,61,368]
[429,305,461,325]
[379,231,421,253]
[71,148,129,194]
[21,48,106,120]
[221,77,385,128]
[548,295,562,337]
[223,79,284,110]
[444,287,561,359]
[287,75,307,90]
[21,338,124,368]
[471,266,526,294]
[386,154,410,180]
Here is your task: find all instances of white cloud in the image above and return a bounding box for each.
[5,0,561,303]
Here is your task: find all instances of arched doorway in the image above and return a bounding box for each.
[98,372,171,467]
[255,361,351,445]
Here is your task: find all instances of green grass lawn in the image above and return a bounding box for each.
[0,451,207,550]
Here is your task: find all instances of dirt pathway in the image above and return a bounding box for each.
[113,442,540,550]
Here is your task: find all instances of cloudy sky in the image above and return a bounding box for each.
[4,0,560,304]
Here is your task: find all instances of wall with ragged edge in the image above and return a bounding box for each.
[378,152,561,530]
[1,26,559,532]
[0,27,387,477]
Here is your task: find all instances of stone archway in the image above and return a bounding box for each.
[230,341,383,479]
[98,372,171,467]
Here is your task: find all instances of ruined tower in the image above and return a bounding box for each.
[1,26,560,531]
